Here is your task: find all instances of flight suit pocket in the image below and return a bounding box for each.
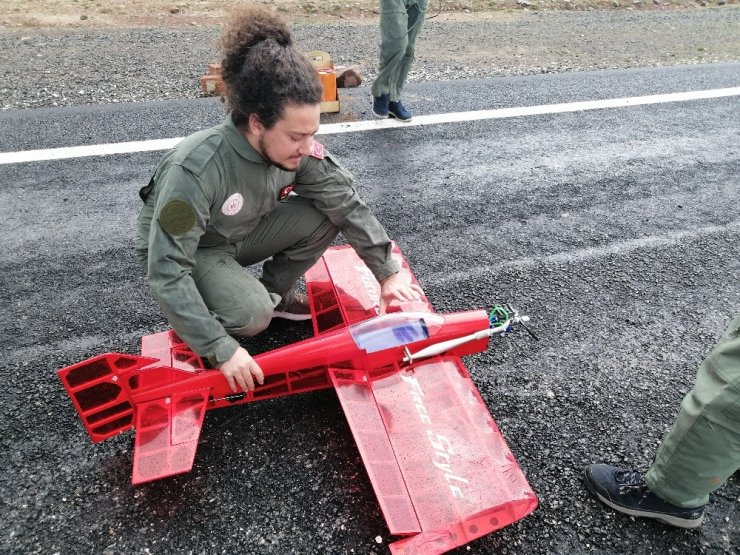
[380,0,409,41]
[192,246,236,284]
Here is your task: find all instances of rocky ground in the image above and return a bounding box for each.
[0,6,738,111]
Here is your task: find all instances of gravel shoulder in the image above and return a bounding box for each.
[1,7,738,111]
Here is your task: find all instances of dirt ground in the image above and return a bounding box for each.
[1,0,730,28]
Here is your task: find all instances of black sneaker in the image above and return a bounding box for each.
[584,464,705,529]
[272,291,312,321]
[372,94,389,118]
[388,100,412,122]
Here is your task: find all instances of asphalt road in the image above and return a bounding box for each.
[1,63,739,554]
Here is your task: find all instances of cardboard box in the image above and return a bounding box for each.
[306,50,340,113]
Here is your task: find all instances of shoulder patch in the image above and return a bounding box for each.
[309,141,325,160]
[159,200,196,236]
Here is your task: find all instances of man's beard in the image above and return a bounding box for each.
[258,135,299,172]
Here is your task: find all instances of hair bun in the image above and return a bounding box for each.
[220,7,293,61]
[218,6,323,129]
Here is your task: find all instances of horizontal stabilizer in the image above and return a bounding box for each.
[132,388,209,485]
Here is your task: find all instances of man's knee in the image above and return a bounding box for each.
[283,198,339,252]
[195,256,281,336]
[219,293,279,337]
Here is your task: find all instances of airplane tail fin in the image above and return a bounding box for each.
[57,353,160,443]
[59,352,211,484]
[131,387,209,485]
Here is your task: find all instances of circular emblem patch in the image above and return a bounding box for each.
[159,200,196,236]
[221,193,244,216]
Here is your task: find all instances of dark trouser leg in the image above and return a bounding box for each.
[394,0,427,99]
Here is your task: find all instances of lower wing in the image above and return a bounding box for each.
[332,356,537,554]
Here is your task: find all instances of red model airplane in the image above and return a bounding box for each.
[58,244,537,554]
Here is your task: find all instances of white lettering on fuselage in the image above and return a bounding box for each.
[400,373,469,499]
[354,264,381,315]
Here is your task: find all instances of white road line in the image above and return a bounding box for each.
[1,87,738,165]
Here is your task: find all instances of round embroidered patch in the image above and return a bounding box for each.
[221,193,244,216]
[159,200,196,236]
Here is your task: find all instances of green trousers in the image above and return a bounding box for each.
[186,196,337,337]
[371,0,428,101]
[645,312,740,507]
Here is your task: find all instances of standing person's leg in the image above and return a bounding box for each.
[372,0,409,117]
[393,0,427,99]
[236,195,339,301]
[585,313,740,528]
[645,313,740,506]
[385,0,427,121]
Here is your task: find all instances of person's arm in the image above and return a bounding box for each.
[146,165,256,385]
[293,146,421,309]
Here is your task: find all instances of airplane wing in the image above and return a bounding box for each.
[305,244,433,334]
[305,244,538,554]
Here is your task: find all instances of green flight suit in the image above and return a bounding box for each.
[371,0,428,102]
[136,114,400,367]
[645,312,740,507]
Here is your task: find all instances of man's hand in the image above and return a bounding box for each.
[379,272,424,314]
[219,346,265,392]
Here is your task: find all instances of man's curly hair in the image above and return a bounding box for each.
[219,7,323,128]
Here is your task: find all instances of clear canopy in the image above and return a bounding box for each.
[348,312,444,353]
